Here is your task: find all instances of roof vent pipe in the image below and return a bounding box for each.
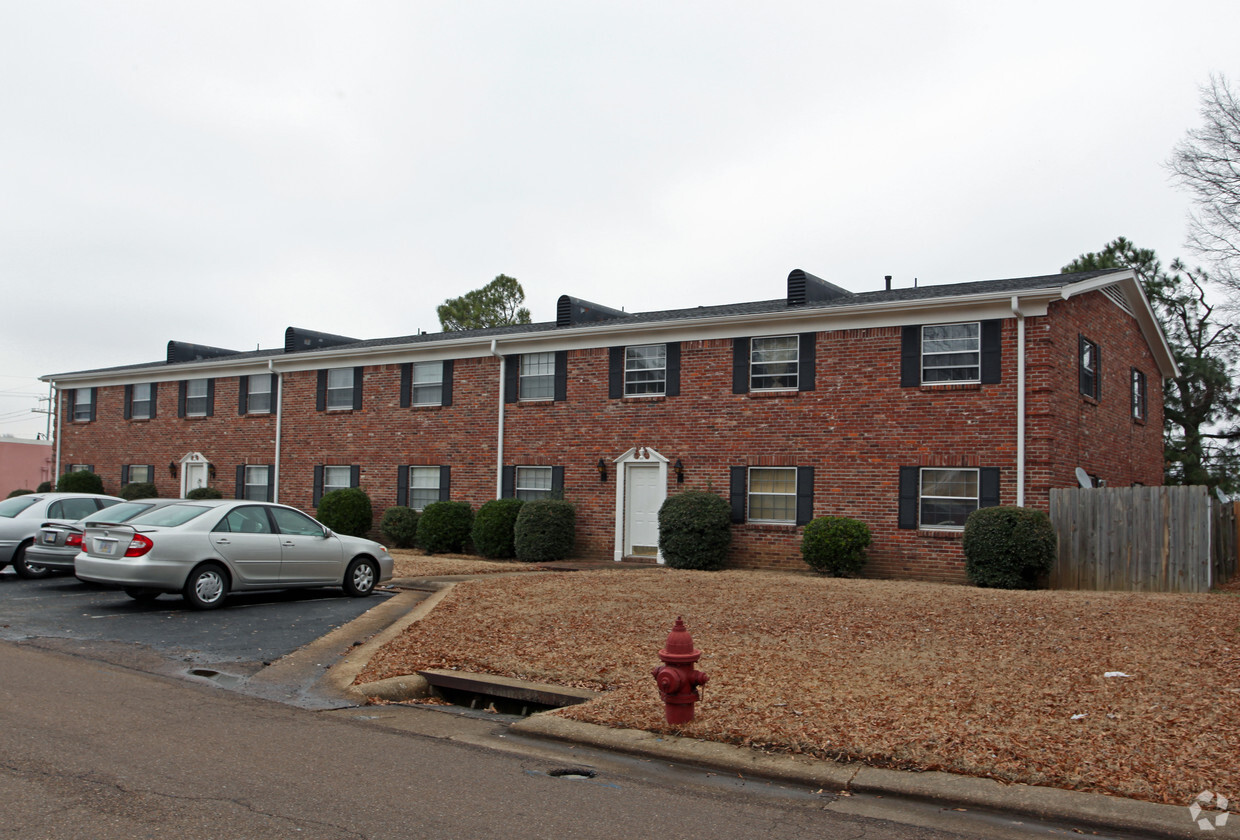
[885,275,892,291]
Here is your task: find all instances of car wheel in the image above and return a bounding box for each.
[343,557,378,597]
[124,588,161,603]
[183,563,228,610]
[11,542,51,580]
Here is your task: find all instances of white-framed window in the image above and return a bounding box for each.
[327,368,355,410]
[519,353,555,400]
[68,464,91,473]
[131,383,153,419]
[919,468,978,530]
[750,336,799,391]
[515,466,553,501]
[73,388,92,422]
[127,465,152,484]
[921,322,981,383]
[407,466,440,510]
[322,465,353,497]
[185,379,208,416]
[1079,336,1100,399]
[244,465,269,501]
[411,362,443,406]
[625,345,666,396]
[247,374,272,414]
[1131,368,1147,421]
[747,467,797,523]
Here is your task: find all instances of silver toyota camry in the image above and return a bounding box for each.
[75,499,395,610]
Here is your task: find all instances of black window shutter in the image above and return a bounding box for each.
[553,351,568,402]
[504,356,519,403]
[350,464,360,488]
[265,464,275,502]
[608,347,624,399]
[120,465,130,486]
[1095,345,1101,400]
[235,465,245,499]
[177,381,187,417]
[732,338,750,394]
[798,333,816,392]
[316,370,327,411]
[238,375,248,415]
[352,367,364,410]
[796,466,814,525]
[148,383,156,418]
[898,466,920,529]
[65,392,73,423]
[665,342,681,397]
[146,465,154,481]
[396,466,408,507]
[399,363,411,408]
[441,359,454,407]
[980,320,1002,384]
[313,466,324,505]
[501,465,515,498]
[205,378,215,417]
[900,326,921,387]
[729,467,747,523]
[124,385,133,420]
[439,465,451,501]
[979,467,1001,509]
[89,388,97,422]
[551,466,565,495]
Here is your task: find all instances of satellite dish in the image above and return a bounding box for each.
[1217,487,1230,504]
[1075,467,1093,489]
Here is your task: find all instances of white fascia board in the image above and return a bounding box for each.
[41,358,283,388]
[1059,271,1180,379]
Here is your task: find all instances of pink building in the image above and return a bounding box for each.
[0,437,54,495]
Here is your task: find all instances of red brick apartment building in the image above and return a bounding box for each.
[43,268,1176,581]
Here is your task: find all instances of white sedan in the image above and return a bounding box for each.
[76,500,394,610]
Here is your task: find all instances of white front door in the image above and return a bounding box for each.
[625,464,661,559]
[182,460,208,497]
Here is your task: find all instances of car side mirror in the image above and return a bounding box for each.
[322,527,334,539]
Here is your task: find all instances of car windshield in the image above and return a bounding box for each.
[0,496,41,518]
[82,502,154,524]
[127,504,211,528]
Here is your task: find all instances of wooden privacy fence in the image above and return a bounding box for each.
[1049,486,1237,593]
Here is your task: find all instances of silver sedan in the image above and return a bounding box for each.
[22,498,185,578]
[0,493,123,576]
[76,500,395,610]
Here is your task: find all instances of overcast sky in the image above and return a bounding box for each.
[2,1,1237,439]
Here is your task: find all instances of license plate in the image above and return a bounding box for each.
[41,530,58,544]
[95,539,117,556]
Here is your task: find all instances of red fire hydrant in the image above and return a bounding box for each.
[652,616,709,724]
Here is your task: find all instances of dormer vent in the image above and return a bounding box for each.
[787,269,851,306]
[556,295,630,327]
[284,327,359,353]
[166,341,241,364]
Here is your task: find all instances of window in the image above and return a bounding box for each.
[411,362,443,406]
[519,353,555,400]
[48,498,110,520]
[918,468,978,530]
[122,464,153,486]
[407,467,440,510]
[217,506,273,534]
[244,374,273,414]
[623,345,666,396]
[67,464,92,474]
[921,323,980,383]
[750,336,799,391]
[1079,336,1100,399]
[129,383,154,419]
[243,466,270,501]
[1131,368,1146,421]
[313,464,358,505]
[747,467,797,523]
[515,466,553,501]
[183,378,210,417]
[72,388,93,422]
[327,369,354,410]
[270,506,324,537]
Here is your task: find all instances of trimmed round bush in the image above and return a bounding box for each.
[120,482,158,500]
[380,506,420,548]
[57,470,104,494]
[801,516,871,576]
[36,481,52,493]
[472,498,524,559]
[658,490,732,570]
[962,505,1056,589]
[514,499,576,562]
[185,486,224,500]
[316,487,374,538]
[417,500,474,554]
[7,488,34,498]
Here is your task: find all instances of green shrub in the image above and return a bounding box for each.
[801,516,871,576]
[417,500,474,554]
[185,486,224,500]
[514,499,576,562]
[657,490,731,570]
[380,506,420,548]
[36,481,52,493]
[316,488,374,537]
[6,488,34,498]
[57,470,104,494]
[472,498,524,559]
[962,505,1056,589]
[120,482,158,500]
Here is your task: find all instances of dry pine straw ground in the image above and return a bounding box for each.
[363,561,1240,807]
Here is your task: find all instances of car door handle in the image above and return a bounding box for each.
[215,538,231,545]
[282,541,296,547]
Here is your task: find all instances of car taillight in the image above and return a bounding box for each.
[125,534,154,557]
[65,533,83,548]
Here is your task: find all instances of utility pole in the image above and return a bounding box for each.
[32,385,53,441]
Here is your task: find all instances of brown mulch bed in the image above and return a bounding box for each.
[358,567,1240,806]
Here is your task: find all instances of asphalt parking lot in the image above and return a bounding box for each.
[0,567,398,680]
